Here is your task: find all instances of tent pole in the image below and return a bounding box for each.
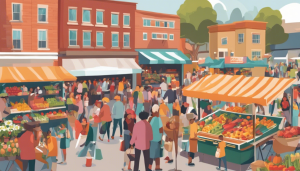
[252,103,256,161]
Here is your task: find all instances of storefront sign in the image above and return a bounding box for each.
[198,58,206,64]
[225,57,247,64]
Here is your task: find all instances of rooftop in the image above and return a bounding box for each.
[208,20,267,33]
[136,10,180,19]
[270,32,300,50]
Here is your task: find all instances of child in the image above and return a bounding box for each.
[123,145,135,171]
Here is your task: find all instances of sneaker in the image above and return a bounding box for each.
[216,167,221,170]
[188,163,195,166]
[111,136,114,139]
[164,156,170,160]
[98,136,103,141]
[168,160,173,163]
[120,135,123,137]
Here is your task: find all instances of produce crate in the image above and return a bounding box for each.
[197,110,284,150]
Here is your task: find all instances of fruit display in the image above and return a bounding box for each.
[226,106,246,113]
[30,101,49,110]
[33,113,49,123]
[5,86,22,96]
[277,126,300,138]
[12,114,33,124]
[0,139,20,157]
[259,153,300,171]
[46,98,65,107]
[44,85,59,90]
[10,100,31,111]
[46,110,67,120]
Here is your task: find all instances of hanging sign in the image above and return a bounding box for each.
[198,58,206,64]
[225,56,247,64]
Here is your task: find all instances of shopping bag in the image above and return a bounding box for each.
[94,149,103,160]
[120,140,125,151]
[164,141,173,152]
[127,154,135,161]
[215,148,221,158]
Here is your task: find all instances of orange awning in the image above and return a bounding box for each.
[183,74,296,106]
[0,66,77,83]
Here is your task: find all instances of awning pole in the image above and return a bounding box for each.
[252,103,256,161]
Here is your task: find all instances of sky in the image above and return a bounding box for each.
[120,0,300,23]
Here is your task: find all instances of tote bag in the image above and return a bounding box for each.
[215,148,221,158]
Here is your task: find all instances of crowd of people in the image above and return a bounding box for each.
[265,62,300,79]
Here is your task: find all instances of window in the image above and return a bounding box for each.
[218,51,228,58]
[221,38,227,45]
[123,33,130,48]
[96,11,103,24]
[163,34,168,39]
[155,21,160,27]
[169,34,174,40]
[12,4,21,21]
[143,19,151,27]
[38,5,47,22]
[83,31,91,46]
[96,32,103,47]
[152,33,168,40]
[112,33,119,47]
[252,51,261,60]
[238,33,244,43]
[69,30,77,46]
[164,22,168,27]
[68,8,77,22]
[111,13,119,26]
[152,33,157,39]
[123,14,130,27]
[169,22,174,28]
[12,30,21,49]
[82,9,91,23]
[143,33,147,40]
[38,30,47,48]
[252,34,260,43]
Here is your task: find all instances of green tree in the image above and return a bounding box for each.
[177,0,217,60]
[254,7,288,53]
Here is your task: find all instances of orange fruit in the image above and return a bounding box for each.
[0,149,5,155]
[11,143,15,148]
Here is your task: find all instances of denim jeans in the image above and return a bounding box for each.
[218,156,227,170]
[112,118,122,137]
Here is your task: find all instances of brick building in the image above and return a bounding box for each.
[58,0,141,88]
[134,10,191,87]
[0,0,58,66]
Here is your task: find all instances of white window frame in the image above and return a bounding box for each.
[142,18,175,29]
[123,13,130,28]
[238,33,244,43]
[252,33,260,44]
[169,34,174,40]
[169,21,175,28]
[143,32,147,40]
[111,32,119,48]
[82,30,92,47]
[218,48,228,59]
[221,37,227,45]
[96,9,104,25]
[12,29,22,50]
[68,7,78,25]
[11,3,22,21]
[69,29,78,47]
[111,12,119,26]
[251,50,262,60]
[123,32,130,48]
[37,4,48,23]
[37,29,48,50]
[152,33,168,40]
[155,21,160,27]
[82,8,92,25]
[96,31,104,47]
[143,19,151,27]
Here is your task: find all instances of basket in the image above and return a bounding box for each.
[34,97,45,104]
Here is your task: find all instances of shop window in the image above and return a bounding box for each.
[38,5,47,23]
[112,32,119,47]
[12,30,21,49]
[169,22,174,28]
[82,9,91,23]
[123,14,130,26]
[68,8,77,22]
[96,11,103,24]
[252,51,261,60]
[38,30,47,49]
[238,33,244,43]
[143,33,147,40]
[83,31,91,46]
[123,33,130,47]
[143,19,151,27]
[221,37,227,45]
[12,3,21,21]
[69,30,77,46]
[96,32,103,47]
[252,34,260,43]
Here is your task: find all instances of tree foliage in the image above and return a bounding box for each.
[254,7,288,52]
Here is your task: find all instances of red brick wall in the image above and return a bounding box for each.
[58,0,136,52]
[135,10,180,49]
[0,0,58,52]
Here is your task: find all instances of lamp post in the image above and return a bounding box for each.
[214,52,217,59]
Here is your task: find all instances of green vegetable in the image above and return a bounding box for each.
[89,116,93,119]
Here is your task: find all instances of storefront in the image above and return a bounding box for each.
[136,49,192,87]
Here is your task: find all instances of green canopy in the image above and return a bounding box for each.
[225,58,268,68]
[198,57,214,67]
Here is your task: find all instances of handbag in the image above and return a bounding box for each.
[120,140,125,151]
[100,122,107,134]
[215,148,221,158]
[127,153,135,161]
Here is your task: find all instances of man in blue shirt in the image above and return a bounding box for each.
[111,95,125,139]
[148,104,163,171]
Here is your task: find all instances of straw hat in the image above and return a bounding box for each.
[102,97,110,103]
[114,95,121,100]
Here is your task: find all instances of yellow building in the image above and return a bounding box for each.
[208,21,267,60]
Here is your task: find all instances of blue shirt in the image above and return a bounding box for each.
[112,101,125,119]
[150,117,163,142]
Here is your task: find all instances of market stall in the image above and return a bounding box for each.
[182,74,295,171]
[0,66,76,170]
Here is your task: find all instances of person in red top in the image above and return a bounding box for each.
[18,123,42,171]
[99,97,112,142]
[110,79,116,100]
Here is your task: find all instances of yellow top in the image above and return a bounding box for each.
[218,141,226,158]
[46,136,58,157]
[118,81,124,91]
[159,103,169,116]
[189,122,198,139]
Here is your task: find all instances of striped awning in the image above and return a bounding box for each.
[137,49,192,64]
[0,66,76,83]
[183,74,296,106]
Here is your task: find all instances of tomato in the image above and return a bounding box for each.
[278,165,285,169]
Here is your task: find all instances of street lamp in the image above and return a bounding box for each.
[214,52,217,59]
